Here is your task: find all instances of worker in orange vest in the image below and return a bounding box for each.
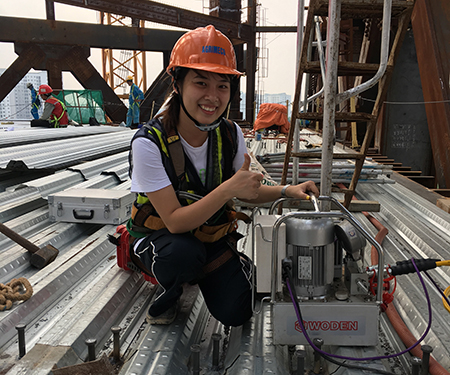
[31,84,69,128]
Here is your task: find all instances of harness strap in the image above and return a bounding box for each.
[131,203,166,231]
[193,221,237,243]
[49,98,67,127]
[202,248,234,274]
[130,84,141,107]
[167,134,185,179]
[131,202,251,243]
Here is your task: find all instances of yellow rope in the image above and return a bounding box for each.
[436,260,450,267]
[0,278,33,311]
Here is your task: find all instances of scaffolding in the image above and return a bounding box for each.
[99,13,147,99]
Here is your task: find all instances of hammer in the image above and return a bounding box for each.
[0,222,59,269]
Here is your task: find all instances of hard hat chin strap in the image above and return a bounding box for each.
[179,95,223,132]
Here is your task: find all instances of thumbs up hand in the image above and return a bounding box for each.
[239,153,251,172]
[225,154,263,200]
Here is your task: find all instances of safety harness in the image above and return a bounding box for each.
[46,96,67,127]
[128,118,250,242]
[129,83,141,109]
[31,89,40,110]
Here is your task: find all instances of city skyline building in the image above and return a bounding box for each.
[0,69,48,121]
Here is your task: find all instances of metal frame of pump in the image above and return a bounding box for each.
[251,195,385,346]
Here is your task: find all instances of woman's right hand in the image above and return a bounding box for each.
[225,154,263,200]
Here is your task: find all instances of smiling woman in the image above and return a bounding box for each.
[124,24,318,328]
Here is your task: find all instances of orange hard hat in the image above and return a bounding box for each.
[38,84,53,95]
[167,25,242,77]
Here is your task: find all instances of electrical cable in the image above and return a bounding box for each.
[0,103,31,121]
[422,270,450,313]
[329,362,345,375]
[357,95,450,105]
[340,188,450,375]
[284,266,396,374]
[436,260,450,267]
[283,258,433,370]
[444,286,450,313]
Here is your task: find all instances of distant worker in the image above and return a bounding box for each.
[126,76,144,128]
[32,84,69,128]
[126,25,319,327]
[26,83,40,119]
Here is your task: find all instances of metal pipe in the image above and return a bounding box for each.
[16,323,26,359]
[310,194,320,212]
[320,0,341,210]
[191,344,201,375]
[336,0,392,104]
[212,333,221,368]
[111,326,122,361]
[301,25,314,113]
[293,0,306,186]
[306,17,326,104]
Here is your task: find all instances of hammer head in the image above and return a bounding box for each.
[30,244,59,269]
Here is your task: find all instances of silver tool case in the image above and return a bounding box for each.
[48,188,134,225]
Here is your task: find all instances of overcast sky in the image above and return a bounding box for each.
[0,0,305,97]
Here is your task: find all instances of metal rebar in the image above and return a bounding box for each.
[111,326,122,360]
[85,338,97,362]
[212,333,221,368]
[16,323,27,359]
[296,349,306,375]
[411,357,422,375]
[420,345,433,375]
[312,338,324,374]
[191,344,201,375]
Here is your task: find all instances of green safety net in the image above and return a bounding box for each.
[54,90,106,125]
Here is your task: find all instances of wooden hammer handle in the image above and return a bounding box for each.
[0,222,40,254]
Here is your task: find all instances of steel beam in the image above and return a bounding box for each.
[140,69,171,121]
[412,0,450,188]
[0,16,184,52]
[46,0,55,20]
[255,26,298,33]
[61,46,128,121]
[11,43,127,121]
[0,44,46,103]
[210,0,243,120]
[53,0,252,43]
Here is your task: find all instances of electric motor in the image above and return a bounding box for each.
[285,217,335,299]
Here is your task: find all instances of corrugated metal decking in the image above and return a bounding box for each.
[0,127,449,374]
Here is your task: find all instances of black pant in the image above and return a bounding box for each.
[133,229,253,327]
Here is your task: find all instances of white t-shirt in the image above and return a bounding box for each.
[130,122,247,194]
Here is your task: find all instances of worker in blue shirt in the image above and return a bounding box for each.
[27,83,40,119]
[126,76,144,128]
